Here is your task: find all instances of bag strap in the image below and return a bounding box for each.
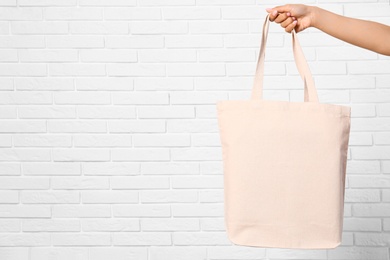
[251,14,319,103]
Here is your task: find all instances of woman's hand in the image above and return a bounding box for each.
[266,4,317,33]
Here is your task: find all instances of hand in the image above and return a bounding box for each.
[266,4,316,33]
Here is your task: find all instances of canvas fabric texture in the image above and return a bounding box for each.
[216,14,352,249]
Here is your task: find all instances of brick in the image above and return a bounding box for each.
[76,77,134,91]
[52,233,110,246]
[80,50,136,62]
[74,134,132,146]
[141,162,199,175]
[167,63,225,76]
[138,106,195,119]
[19,0,77,5]
[0,7,42,20]
[70,21,128,34]
[52,205,111,218]
[0,205,50,217]
[349,175,390,188]
[171,203,223,217]
[18,106,75,119]
[109,120,166,133]
[343,218,382,231]
[352,146,390,159]
[89,247,147,260]
[81,219,139,231]
[349,104,375,117]
[48,121,107,133]
[111,176,170,189]
[111,148,170,161]
[105,35,164,48]
[52,148,110,162]
[107,64,165,76]
[113,232,171,245]
[352,203,390,217]
[0,233,50,246]
[0,248,28,260]
[112,92,168,105]
[351,118,390,131]
[0,219,21,232]
[171,147,222,161]
[31,248,88,260]
[200,218,224,231]
[133,134,190,147]
[352,89,390,103]
[46,36,104,48]
[104,7,161,20]
[346,160,380,174]
[82,162,140,176]
[344,3,390,17]
[21,191,79,204]
[23,162,79,176]
[170,91,228,105]
[0,49,17,61]
[81,190,138,203]
[199,190,223,202]
[139,0,194,5]
[0,177,49,189]
[49,64,106,76]
[171,176,223,189]
[328,246,388,260]
[22,219,80,232]
[208,246,266,259]
[11,21,68,34]
[189,21,248,34]
[344,188,380,202]
[348,61,390,74]
[377,103,390,117]
[44,7,103,20]
[131,21,187,34]
[0,148,50,161]
[149,246,206,260]
[141,218,199,231]
[266,248,327,259]
[51,177,109,190]
[139,49,196,63]
[0,190,18,203]
[165,35,223,48]
[167,119,216,133]
[0,64,46,76]
[172,232,229,245]
[141,190,198,203]
[163,7,220,19]
[15,78,73,91]
[0,91,51,104]
[112,204,171,218]
[315,75,375,89]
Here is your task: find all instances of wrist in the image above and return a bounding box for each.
[309,6,320,29]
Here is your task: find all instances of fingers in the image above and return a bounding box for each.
[285,20,298,33]
[266,7,298,33]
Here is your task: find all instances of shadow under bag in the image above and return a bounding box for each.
[216,14,352,249]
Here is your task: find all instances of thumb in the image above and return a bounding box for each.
[266,5,291,14]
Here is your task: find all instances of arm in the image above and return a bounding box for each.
[267,4,390,56]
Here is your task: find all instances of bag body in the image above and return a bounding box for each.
[216,14,351,249]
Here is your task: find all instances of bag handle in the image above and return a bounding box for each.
[251,14,319,103]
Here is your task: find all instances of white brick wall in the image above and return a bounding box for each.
[0,0,389,259]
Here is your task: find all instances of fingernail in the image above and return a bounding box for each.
[293,20,297,24]
[266,8,271,11]
[272,10,277,16]
[287,12,290,16]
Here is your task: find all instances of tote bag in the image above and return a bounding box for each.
[216,14,351,249]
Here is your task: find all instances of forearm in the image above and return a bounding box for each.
[311,6,390,56]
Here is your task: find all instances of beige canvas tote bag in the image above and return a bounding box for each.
[216,14,351,249]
